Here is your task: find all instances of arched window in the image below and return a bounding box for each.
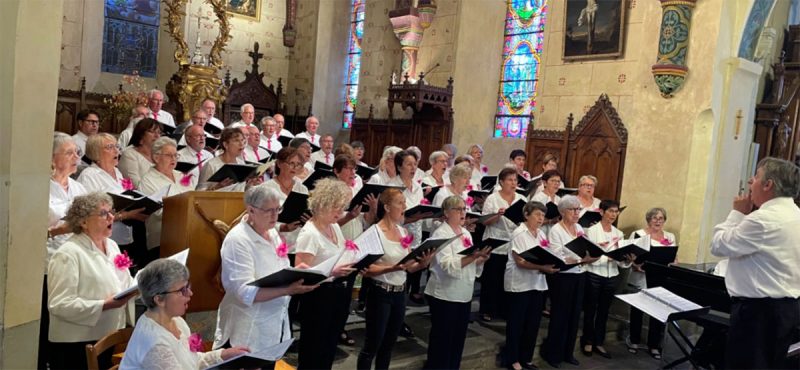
[494,0,548,138]
[342,0,365,129]
[102,0,160,77]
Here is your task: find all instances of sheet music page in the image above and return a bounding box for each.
[642,286,703,312]
[313,249,346,276]
[168,248,189,266]
[149,184,171,202]
[353,225,384,257]
[788,341,800,356]
[616,292,675,323]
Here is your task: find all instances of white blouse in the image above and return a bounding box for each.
[47,233,135,342]
[424,223,481,303]
[627,228,677,289]
[548,222,586,274]
[138,168,196,249]
[214,222,292,352]
[295,131,320,146]
[584,223,631,278]
[432,185,468,207]
[295,221,346,266]
[504,224,548,292]
[242,145,270,163]
[368,170,396,185]
[120,315,223,370]
[422,173,450,187]
[483,192,526,255]
[264,178,309,252]
[198,156,246,191]
[177,147,214,184]
[118,147,155,188]
[373,225,410,286]
[530,191,560,208]
[393,178,424,249]
[47,178,87,264]
[341,179,366,241]
[77,163,134,245]
[577,197,602,216]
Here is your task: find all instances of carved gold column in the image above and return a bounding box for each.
[389,0,436,80]
[164,0,231,121]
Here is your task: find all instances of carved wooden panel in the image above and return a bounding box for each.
[222,42,282,126]
[525,116,571,178]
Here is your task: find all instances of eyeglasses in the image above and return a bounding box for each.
[579,183,595,188]
[102,144,121,151]
[284,161,303,169]
[241,111,255,115]
[253,206,283,216]
[95,209,116,218]
[159,282,192,297]
[156,153,179,159]
[147,129,162,135]
[57,150,79,157]
[82,120,100,126]
[566,207,581,213]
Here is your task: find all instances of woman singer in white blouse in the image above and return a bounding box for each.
[479,167,526,322]
[422,150,450,187]
[368,146,402,185]
[118,118,161,187]
[576,175,601,213]
[543,195,598,368]
[424,195,491,370]
[199,127,261,191]
[531,169,562,234]
[294,178,358,370]
[47,192,138,370]
[121,259,249,370]
[139,137,196,263]
[467,144,488,184]
[503,201,558,370]
[357,188,433,370]
[626,207,677,359]
[432,163,471,207]
[582,200,634,359]
[214,185,317,354]
[264,147,308,255]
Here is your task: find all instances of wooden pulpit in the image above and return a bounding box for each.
[160,191,245,312]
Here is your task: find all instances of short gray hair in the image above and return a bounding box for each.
[406,146,422,161]
[148,89,163,100]
[261,116,276,125]
[138,258,190,310]
[578,175,598,186]
[442,195,465,211]
[645,207,667,223]
[381,146,403,170]
[441,143,457,156]
[558,195,580,215]
[64,192,113,234]
[448,163,472,183]
[152,136,177,155]
[757,157,800,198]
[52,132,74,158]
[241,103,254,112]
[244,184,282,208]
[467,144,483,156]
[429,150,448,165]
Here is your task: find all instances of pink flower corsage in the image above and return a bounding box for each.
[466,196,474,207]
[276,242,289,258]
[400,234,414,249]
[481,165,488,174]
[417,178,422,184]
[345,239,359,251]
[113,251,133,270]
[350,179,356,187]
[120,178,134,191]
[188,333,204,353]
[660,238,672,245]
[539,239,550,248]
[466,184,474,191]
[179,173,193,187]
[420,198,431,205]
[462,237,472,248]
[577,231,585,238]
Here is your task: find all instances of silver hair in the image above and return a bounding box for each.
[442,195,466,211]
[137,258,190,310]
[442,143,457,156]
[240,103,254,112]
[558,195,581,215]
[52,132,74,158]
[244,184,282,209]
[147,89,163,99]
[429,150,448,165]
[305,115,318,125]
[757,157,800,198]
[645,207,668,223]
[381,146,403,170]
[467,144,484,155]
[152,136,177,155]
[64,192,113,234]
[578,175,598,186]
[448,163,472,183]
[406,146,422,160]
[261,116,276,125]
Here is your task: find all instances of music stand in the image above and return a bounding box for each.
[645,262,730,369]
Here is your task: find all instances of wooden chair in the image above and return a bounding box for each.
[85,327,134,370]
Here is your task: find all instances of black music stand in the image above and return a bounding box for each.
[645,262,730,369]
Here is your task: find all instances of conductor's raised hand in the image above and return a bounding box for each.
[733,193,754,215]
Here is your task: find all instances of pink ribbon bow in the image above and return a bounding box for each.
[401,234,414,249]
[345,240,359,251]
[188,333,203,353]
[276,242,289,258]
[113,251,133,270]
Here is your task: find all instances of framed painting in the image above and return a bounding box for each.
[563,0,625,60]
[226,0,261,21]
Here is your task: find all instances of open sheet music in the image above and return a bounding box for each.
[349,225,385,270]
[113,249,190,300]
[204,338,294,370]
[616,286,707,323]
[248,249,345,287]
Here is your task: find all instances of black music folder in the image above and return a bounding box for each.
[277,191,310,224]
[635,246,679,265]
[313,160,334,172]
[480,176,498,190]
[578,210,602,228]
[348,183,402,212]
[502,199,527,224]
[557,187,578,197]
[545,202,560,219]
[108,191,163,215]
[357,164,379,180]
[175,161,199,174]
[396,234,462,265]
[604,240,649,262]
[423,185,442,203]
[565,236,606,258]
[277,135,293,148]
[519,247,579,271]
[302,169,335,190]
[207,163,259,183]
[249,268,327,287]
[404,204,442,220]
[459,238,508,255]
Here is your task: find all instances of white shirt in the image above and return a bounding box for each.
[368,170,396,186]
[47,233,135,342]
[373,225,410,286]
[208,116,224,131]
[198,156,246,191]
[121,315,223,370]
[505,224,548,292]
[77,164,134,245]
[422,172,450,187]
[530,191,560,207]
[278,128,294,138]
[214,222,292,352]
[264,178,309,251]
[548,222,586,274]
[710,197,800,298]
[483,192,526,255]
[242,145,270,163]
[414,168,426,184]
[230,120,256,129]
[149,110,176,129]
[627,228,676,289]
[295,131,320,146]
[262,133,283,152]
[310,150,334,166]
[392,178,424,249]
[177,146,214,183]
[295,222,347,266]
[432,185,468,207]
[534,180,565,196]
[72,131,89,157]
[424,223,482,303]
[578,197,602,216]
[139,168,196,249]
[341,180,366,241]
[47,178,87,264]
[118,128,134,149]
[118,147,154,188]
[584,223,630,278]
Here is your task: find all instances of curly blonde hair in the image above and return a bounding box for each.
[64,192,113,234]
[308,178,352,215]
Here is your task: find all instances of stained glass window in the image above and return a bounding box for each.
[342,0,365,129]
[102,0,160,78]
[494,0,547,138]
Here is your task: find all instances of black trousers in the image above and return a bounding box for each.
[629,305,665,349]
[49,340,112,370]
[727,297,800,369]
[505,289,545,366]
[581,272,619,346]
[38,276,50,370]
[357,287,406,370]
[358,277,373,305]
[544,272,585,364]
[424,295,471,370]
[298,282,352,370]
[479,254,508,318]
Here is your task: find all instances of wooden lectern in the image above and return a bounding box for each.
[161,191,245,312]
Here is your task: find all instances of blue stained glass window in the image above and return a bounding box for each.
[342,0,365,129]
[102,0,160,78]
[494,0,548,139]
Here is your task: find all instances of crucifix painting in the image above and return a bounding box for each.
[563,0,625,60]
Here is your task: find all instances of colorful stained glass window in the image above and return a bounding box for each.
[494,0,547,138]
[342,0,365,129]
[101,0,160,78]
